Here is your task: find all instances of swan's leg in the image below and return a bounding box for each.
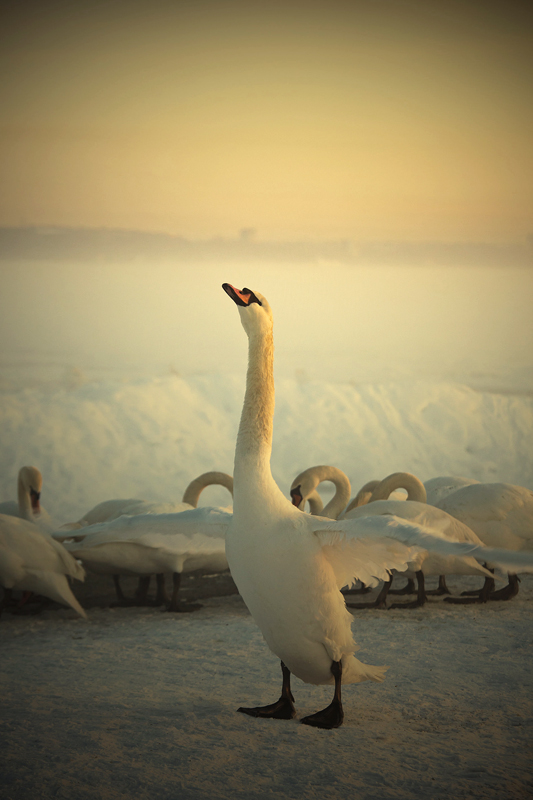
[426,575,451,596]
[488,573,520,601]
[389,571,427,609]
[166,572,203,613]
[112,575,125,602]
[155,573,169,605]
[346,576,392,610]
[237,661,296,720]
[342,582,372,596]
[444,574,494,604]
[301,660,344,729]
[388,577,416,595]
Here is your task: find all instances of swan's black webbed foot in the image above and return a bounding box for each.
[388,577,416,595]
[446,572,495,604]
[346,576,392,610]
[238,697,296,720]
[488,574,520,601]
[426,575,451,596]
[238,661,296,720]
[301,660,344,730]
[300,701,344,729]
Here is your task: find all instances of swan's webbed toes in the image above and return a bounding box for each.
[301,700,344,729]
[443,595,487,605]
[237,696,296,720]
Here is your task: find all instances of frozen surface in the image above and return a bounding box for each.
[1,577,532,800]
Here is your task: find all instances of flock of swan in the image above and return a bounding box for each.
[1,284,532,730]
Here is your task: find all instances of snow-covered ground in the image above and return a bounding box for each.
[1,258,532,798]
[2,579,532,800]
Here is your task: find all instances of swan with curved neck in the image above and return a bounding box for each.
[221,284,533,727]
[290,465,351,519]
[0,466,47,523]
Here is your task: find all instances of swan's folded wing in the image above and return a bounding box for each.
[310,514,533,589]
[53,507,232,547]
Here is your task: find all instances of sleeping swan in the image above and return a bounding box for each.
[221,284,533,729]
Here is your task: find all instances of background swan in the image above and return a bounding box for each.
[57,506,231,612]
[0,514,86,618]
[221,284,533,728]
[435,482,533,602]
[0,466,51,524]
[60,471,233,606]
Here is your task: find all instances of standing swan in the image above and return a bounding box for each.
[221,284,531,728]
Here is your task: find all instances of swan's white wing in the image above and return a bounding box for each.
[52,507,232,547]
[310,514,533,590]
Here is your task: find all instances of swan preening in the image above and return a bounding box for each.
[222,283,533,729]
[0,514,86,618]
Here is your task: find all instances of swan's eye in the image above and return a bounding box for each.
[242,288,262,306]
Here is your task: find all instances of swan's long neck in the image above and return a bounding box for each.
[235,329,275,479]
[181,472,234,507]
[369,472,427,503]
[311,466,351,519]
[17,473,33,521]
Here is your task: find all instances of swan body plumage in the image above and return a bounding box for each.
[424,476,480,506]
[58,507,230,578]
[435,482,533,553]
[0,514,86,618]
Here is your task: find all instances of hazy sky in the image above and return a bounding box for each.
[1,0,532,241]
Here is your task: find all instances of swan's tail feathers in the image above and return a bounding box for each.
[343,656,388,684]
[25,571,88,619]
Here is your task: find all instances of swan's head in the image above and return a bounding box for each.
[222,284,273,338]
[20,465,43,513]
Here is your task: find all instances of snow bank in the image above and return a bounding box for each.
[0,373,531,522]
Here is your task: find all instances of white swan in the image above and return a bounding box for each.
[221,284,533,728]
[60,471,233,606]
[56,505,231,613]
[0,514,86,618]
[435,482,533,602]
[0,466,51,524]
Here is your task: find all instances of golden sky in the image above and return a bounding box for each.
[1,0,532,241]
